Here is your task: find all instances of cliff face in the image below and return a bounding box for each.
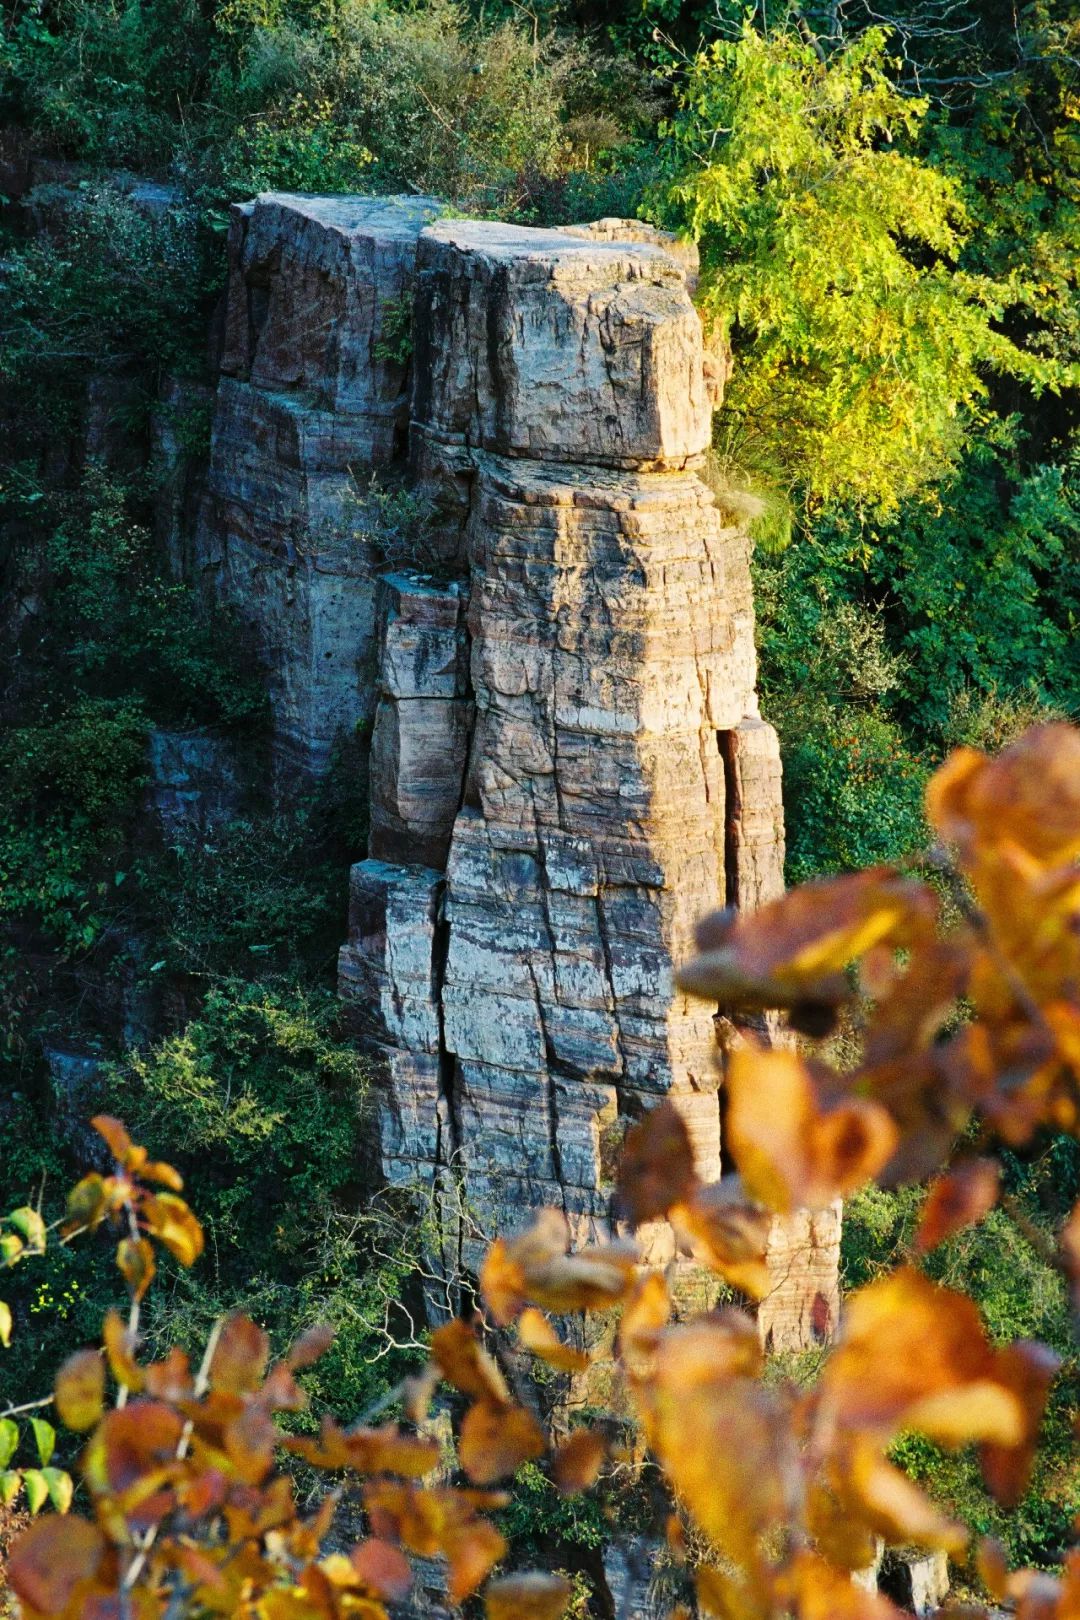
[191,192,831,1346]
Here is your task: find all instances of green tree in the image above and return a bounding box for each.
[655,24,1061,515]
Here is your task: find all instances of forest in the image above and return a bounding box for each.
[1,0,1080,1613]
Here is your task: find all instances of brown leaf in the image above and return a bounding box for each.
[8,1514,106,1614]
[87,1400,184,1495]
[615,1101,698,1226]
[671,1180,771,1300]
[459,1400,544,1485]
[143,1347,194,1403]
[446,1519,506,1605]
[431,1318,510,1405]
[915,1159,1001,1254]
[210,1313,270,1394]
[678,871,937,1012]
[55,1348,105,1432]
[980,1339,1060,1508]
[551,1428,606,1495]
[350,1538,413,1601]
[287,1324,335,1370]
[726,1043,897,1213]
[926,725,1080,866]
[116,1235,156,1303]
[486,1572,572,1620]
[480,1210,637,1323]
[517,1308,589,1374]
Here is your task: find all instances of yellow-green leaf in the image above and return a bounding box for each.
[0,1419,18,1470]
[30,1418,55,1466]
[23,1469,48,1515]
[0,1233,24,1266]
[42,1467,73,1514]
[7,1208,46,1253]
[0,1470,20,1506]
[0,1301,10,1348]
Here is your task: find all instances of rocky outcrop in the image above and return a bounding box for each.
[192,193,442,776]
[179,191,834,1347]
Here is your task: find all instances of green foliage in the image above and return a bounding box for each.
[0,183,213,453]
[654,25,1062,515]
[96,982,419,1412]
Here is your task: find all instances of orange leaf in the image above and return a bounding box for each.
[459,1401,544,1485]
[91,1115,134,1165]
[117,1236,157,1303]
[678,871,937,1012]
[517,1309,589,1374]
[615,1101,698,1226]
[8,1514,106,1614]
[980,1339,1060,1508]
[55,1348,105,1432]
[617,1271,671,1382]
[288,1324,335,1369]
[551,1428,606,1495]
[726,1043,897,1213]
[89,1400,184,1494]
[915,1159,1000,1253]
[103,1309,144,1393]
[671,1180,771,1300]
[141,1192,204,1267]
[486,1572,572,1620]
[143,1347,194,1403]
[480,1210,636,1322]
[446,1520,506,1605]
[142,1160,184,1191]
[431,1319,510,1405]
[819,1267,1025,1447]
[210,1313,270,1394]
[926,725,1080,866]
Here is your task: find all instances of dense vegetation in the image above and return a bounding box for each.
[1,0,1079,1595]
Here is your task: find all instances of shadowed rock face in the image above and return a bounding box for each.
[183,193,833,1344]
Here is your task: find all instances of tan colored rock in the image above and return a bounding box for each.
[368,573,472,870]
[756,1202,843,1353]
[411,219,711,477]
[222,192,443,459]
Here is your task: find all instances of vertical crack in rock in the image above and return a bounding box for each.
[719,729,741,911]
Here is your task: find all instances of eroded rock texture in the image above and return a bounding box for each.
[182,191,834,1347]
[192,193,442,775]
[338,215,780,1246]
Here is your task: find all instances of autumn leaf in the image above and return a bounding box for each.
[551,1428,606,1495]
[915,1159,1001,1253]
[431,1318,510,1405]
[615,1101,698,1226]
[8,1514,106,1613]
[819,1267,1025,1447]
[980,1339,1060,1508]
[670,1178,772,1299]
[210,1313,270,1394]
[141,1191,205,1266]
[55,1347,106,1432]
[678,871,937,1013]
[349,1538,413,1601]
[926,725,1080,866]
[91,1114,135,1165]
[725,1043,897,1213]
[486,1572,572,1620]
[103,1309,145,1392]
[459,1401,544,1485]
[480,1209,637,1324]
[517,1308,589,1374]
[117,1235,157,1302]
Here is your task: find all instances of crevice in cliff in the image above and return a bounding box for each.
[719,728,741,911]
